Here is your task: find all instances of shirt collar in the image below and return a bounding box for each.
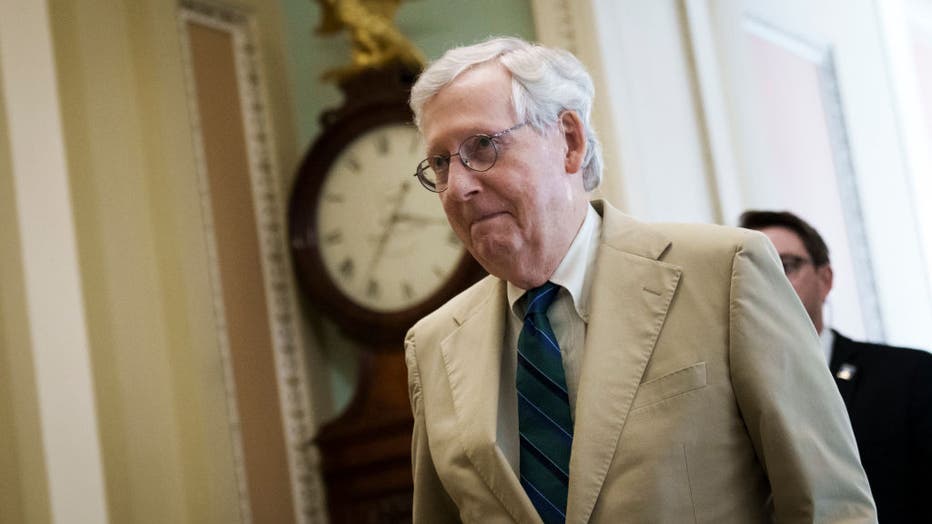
[508,204,602,320]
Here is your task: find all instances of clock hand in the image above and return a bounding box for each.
[367,181,412,277]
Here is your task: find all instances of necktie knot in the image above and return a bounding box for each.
[524,281,560,318]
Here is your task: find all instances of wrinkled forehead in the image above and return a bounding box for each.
[420,63,517,148]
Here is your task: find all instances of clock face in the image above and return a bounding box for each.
[316,123,465,313]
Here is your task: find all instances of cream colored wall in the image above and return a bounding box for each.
[56,3,182,521]
[48,0,246,521]
[1,0,109,520]
[1,0,306,522]
[0,53,52,524]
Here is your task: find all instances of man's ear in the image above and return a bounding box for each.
[817,263,834,302]
[559,110,587,174]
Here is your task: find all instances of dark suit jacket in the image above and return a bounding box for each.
[830,330,932,523]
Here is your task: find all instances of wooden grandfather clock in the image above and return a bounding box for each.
[288,1,483,522]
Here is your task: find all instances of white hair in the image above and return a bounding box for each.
[410,36,603,191]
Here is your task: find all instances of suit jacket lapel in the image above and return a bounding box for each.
[440,280,539,523]
[567,202,682,522]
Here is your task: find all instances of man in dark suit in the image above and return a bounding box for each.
[741,210,932,523]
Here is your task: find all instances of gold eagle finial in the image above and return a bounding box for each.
[315,0,426,81]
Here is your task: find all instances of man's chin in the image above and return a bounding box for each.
[470,238,519,274]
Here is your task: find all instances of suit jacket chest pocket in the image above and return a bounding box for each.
[630,361,707,413]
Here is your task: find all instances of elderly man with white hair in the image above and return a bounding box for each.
[404,36,875,524]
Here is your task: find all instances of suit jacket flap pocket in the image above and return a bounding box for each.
[632,362,707,410]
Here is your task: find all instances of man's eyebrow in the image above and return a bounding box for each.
[424,125,499,154]
[425,145,451,157]
[422,137,459,157]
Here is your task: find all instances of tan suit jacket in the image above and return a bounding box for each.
[405,201,875,523]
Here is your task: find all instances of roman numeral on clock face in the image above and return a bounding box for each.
[339,258,355,280]
[325,230,343,244]
[366,279,380,298]
[376,134,390,155]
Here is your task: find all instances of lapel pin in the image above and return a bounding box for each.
[836,363,857,381]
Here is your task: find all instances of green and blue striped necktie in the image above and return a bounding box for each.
[517,281,573,523]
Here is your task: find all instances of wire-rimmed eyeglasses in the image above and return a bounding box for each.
[413,122,526,193]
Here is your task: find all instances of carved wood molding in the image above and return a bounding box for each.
[178,2,327,522]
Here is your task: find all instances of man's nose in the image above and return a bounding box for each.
[443,158,481,200]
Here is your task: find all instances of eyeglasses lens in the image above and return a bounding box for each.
[416,133,500,192]
[460,135,497,171]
